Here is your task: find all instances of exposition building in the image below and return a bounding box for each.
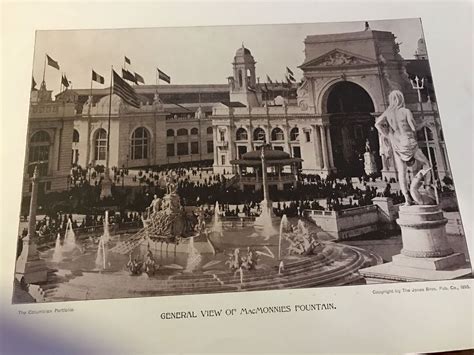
[23,26,450,195]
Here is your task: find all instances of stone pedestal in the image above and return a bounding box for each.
[363,151,378,175]
[372,197,398,228]
[100,176,113,199]
[359,205,471,282]
[15,235,49,284]
[398,205,453,259]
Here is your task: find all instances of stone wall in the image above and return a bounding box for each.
[304,197,402,240]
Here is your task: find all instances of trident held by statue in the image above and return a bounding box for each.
[410,76,439,205]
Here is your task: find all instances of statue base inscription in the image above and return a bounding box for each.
[359,204,471,283]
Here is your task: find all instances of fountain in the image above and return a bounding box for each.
[286,220,319,256]
[278,215,290,260]
[95,237,107,270]
[95,211,111,270]
[253,144,279,239]
[62,218,76,252]
[26,158,384,303]
[184,237,202,273]
[101,210,111,244]
[52,233,63,263]
[212,201,223,234]
[108,174,217,256]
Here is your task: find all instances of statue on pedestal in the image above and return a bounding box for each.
[363,139,378,176]
[375,90,435,205]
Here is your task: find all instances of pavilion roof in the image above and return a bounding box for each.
[230,158,302,166]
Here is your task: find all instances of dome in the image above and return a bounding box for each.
[242,148,291,161]
[235,46,252,57]
[95,94,123,114]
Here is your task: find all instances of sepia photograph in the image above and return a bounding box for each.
[13,18,472,304]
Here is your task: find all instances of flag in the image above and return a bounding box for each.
[286,67,294,76]
[122,68,137,84]
[266,75,273,84]
[92,70,105,84]
[124,56,131,65]
[31,77,37,90]
[61,74,70,88]
[134,72,145,84]
[157,68,171,83]
[288,73,296,82]
[113,70,140,108]
[247,85,256,92]
[46,55,60,70]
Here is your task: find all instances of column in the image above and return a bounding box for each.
[326,126,335,169]
[15,167,48,284]
[312,125,322,169]
[53,127,61,172]
[284,126,291,153]
[319,125,329,170]
[213,126,219,165]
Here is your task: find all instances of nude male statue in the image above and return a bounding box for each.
[375,90,433,205]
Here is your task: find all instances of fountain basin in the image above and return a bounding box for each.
[139,235,216,255]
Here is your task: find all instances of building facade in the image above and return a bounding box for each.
[27,26,450,196]
[23,84,76,195]
[212,29,450,181]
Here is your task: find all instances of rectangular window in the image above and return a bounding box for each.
[221,155,226,165]
[305,131,311,143]
[273,146,284,151]
[237,145,247,158]
[46,181,51,191]
[177,142,189,156]
[293,146,301,158]
[207,141,214,153]
[167,143,175,157]
[191,141,199,154]
[219,130,225,142]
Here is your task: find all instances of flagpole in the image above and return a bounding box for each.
[42,54,47,84]
[100,65,113,199]
[59,72,63,95]
[106,66,113,173]
[90,69,93,97]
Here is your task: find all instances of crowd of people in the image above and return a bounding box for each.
[22,162,454,243]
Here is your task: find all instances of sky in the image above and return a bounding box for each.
[32,18,424,95]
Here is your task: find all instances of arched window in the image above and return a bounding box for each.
[417,127,434,142]
[29,130,50,176]
[271,127,284,141]
[190,127,199,135]
[290,127,299,141]
[236,128,248,141]
[94,128,107,161]
[177,128,188,136]
[206,126,213,135]
[131,127,149,160]
[72,129,80,143]
[238,70,243,87]
[253,127,266,141]
[166,129,174,137]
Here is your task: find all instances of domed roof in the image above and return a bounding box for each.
[235,46,252,57]
[242,148,291,161]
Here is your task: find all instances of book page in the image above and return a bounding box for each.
[1,1,472,354]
